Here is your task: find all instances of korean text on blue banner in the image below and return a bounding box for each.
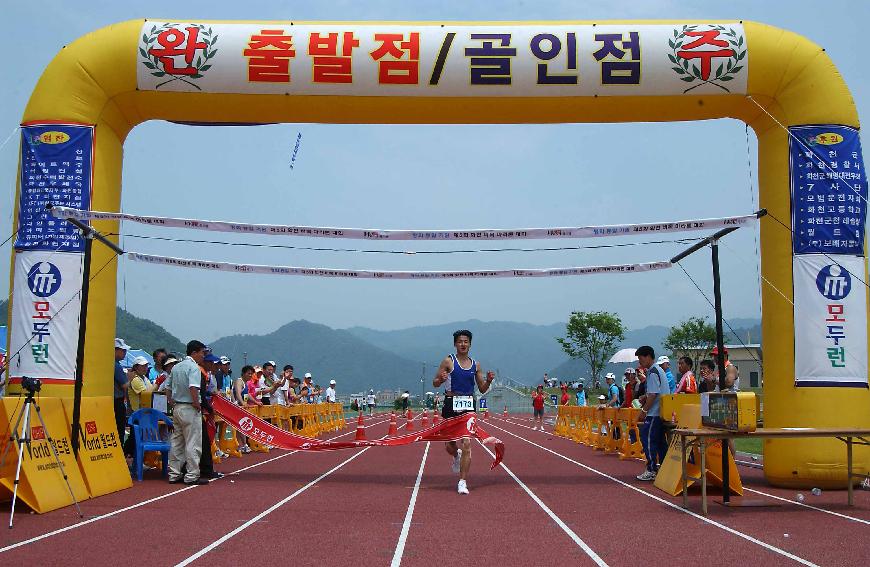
[789,125,867,256]
[15,124,93,252]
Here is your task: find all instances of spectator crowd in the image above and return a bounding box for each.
[113,337,338,486]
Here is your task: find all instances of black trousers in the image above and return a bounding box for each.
[114,397,127,443]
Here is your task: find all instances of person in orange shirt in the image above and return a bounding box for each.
[675,356,698,393]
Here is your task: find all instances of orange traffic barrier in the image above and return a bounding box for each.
[387,412,398,435]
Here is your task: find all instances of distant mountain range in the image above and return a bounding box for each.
[0,298,760,392]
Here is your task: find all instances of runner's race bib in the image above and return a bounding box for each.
[452,396,474,412]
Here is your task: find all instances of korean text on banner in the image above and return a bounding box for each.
[15,124,93,252]
[789,125,867,256]
[137,22,748,98]
[61,398,132,498]
[9,251,84,383]
[0,397,90,513]
[794,255,868,388]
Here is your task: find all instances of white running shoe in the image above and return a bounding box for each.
[636,470,657,481]
[451,449,462,474]
[457,479,469,495]
[240,445,251,454]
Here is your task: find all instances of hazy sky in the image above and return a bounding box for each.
[1,1,867,343]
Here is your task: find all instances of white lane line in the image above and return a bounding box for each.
[175,440,383,567]
[486,419,819,567]
[0,416,390,554]
[742,487,870,526]
[390,442,430,567]
[477,441,608,567]
[502,417,870,526]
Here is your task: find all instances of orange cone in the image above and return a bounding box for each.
[406,408,412,420]
[387,412,398,436]
[406,410,415,431]
[434,411,441,424]
[503,406,508,417]
[355,413,367,440]
[483,408,489,419]
[421,409,429,428]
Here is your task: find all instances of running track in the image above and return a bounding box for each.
[0,412,867,566]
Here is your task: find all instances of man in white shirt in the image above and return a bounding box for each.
[366,389,376,416]
[325,379,337,403]
[259,361,277,405]
[270,365,292,406]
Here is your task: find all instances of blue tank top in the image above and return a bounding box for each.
[449,354,476,395]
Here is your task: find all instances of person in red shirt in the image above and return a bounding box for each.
[560,383,570,406]
[621,368,637,408]
[531,385,546,431]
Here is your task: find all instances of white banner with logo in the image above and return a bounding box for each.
[8,251,84,383]
[137,22,747,97]
[794,254,868,387]
[128,251,671,280]
[50,206,757,242]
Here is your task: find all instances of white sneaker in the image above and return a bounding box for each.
[240,445,251,454]
[636,470,657,481]
[451,449,462,474]
[457,479,469,495]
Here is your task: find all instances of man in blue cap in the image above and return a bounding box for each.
[197,351,224,479]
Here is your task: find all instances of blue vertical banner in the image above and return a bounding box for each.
[15,124,94,252]
[789,125,867,255]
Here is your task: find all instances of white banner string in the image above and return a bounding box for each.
[127,252,673,280]
[49,206,757,242]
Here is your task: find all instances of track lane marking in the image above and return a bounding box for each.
[477,440,609,566]
[390,442,430,567]
[0,415,392,554]
[499,416,870,526]
[175,443,381,566]
[486,418,820,567]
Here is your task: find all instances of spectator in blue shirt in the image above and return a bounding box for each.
[657,355,676,394]
[575,383,586,407]
[637,346,669,481]
[113,338,131,442]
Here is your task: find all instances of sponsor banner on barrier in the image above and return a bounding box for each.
[137,22,747,97]
[16,124,93,252]
[8,251,84,383]
[211,396,504,469]
[127,251,672,280]
[0,397,90,513]
[789,125,867,256]
[793,254,868,387]
[50,205,757,242]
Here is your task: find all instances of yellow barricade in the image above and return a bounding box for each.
[617,408,645,461]
[247,406,271,453]
[0,397,91,513]
[593,408,608,450]
[603,408,619,453]
[217,415,242,458]
[554,406,569,436]
[61,397,132,498]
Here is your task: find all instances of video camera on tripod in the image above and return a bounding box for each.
[20,375,42,395]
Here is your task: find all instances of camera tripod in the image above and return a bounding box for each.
[0,389,83,528]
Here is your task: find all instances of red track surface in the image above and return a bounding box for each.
[0,413,867,566]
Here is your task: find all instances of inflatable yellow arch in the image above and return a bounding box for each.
[6,19,869,488]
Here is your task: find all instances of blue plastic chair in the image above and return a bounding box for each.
[128,408,173,481]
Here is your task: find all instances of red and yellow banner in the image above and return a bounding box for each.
[212,396,505,469]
